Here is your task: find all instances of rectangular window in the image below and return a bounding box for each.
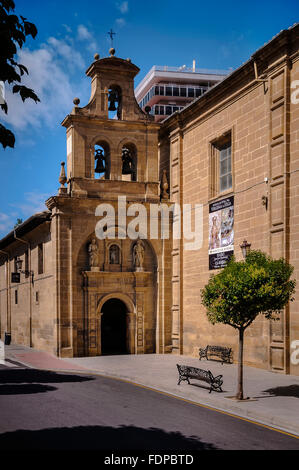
[180,87,186,97]
[188,88,194,97]
[38,243,44,275]
[195,88,202,97]
[25,250,29,275]
[15,290,18,305]
[173,87,179,96]
[166,87,172,96]
[210,132,232,198]
[165,106,172,115]
[219,144,232,192]
[159,86,164,95]
[35,291,39,304]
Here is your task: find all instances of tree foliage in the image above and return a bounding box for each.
[0,0,40,149]
[201,250,295,399]
[201,250,296,330]
[14,217,22,227]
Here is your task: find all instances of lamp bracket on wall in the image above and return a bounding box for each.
[253,61,268,83]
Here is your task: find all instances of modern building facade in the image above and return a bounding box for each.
[135,64,228,121]
[1,24,299,376]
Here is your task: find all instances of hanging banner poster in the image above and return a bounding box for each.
[209,196,234,270]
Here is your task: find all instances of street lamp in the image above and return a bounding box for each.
[240,240,251,259]
[16,256,34,282]
[15,256,23,272]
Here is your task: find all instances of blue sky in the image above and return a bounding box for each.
[0,0,298,237]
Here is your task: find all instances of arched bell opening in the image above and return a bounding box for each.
[94,141,110,180]
[108,84,122,120]
[121,143,137,182]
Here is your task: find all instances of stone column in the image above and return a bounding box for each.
[97,311,103,355]
[134,272,146,354]
[126,312,136,354]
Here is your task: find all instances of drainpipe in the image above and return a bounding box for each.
[0,249,10,340]
[13,231,33,347]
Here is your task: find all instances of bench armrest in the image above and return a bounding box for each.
[214,374,223,380]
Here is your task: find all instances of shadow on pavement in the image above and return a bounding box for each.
[0,384,57,395]
[263,384,299,398]
[0,424,217,450]
[0,368,94,385]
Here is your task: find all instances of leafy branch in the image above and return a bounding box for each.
[0,0,40,149]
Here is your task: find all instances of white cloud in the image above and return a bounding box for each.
[0,212,13,234]
[116,18,126,27]
[117,1,129,13]
[77,24,92,41]
[1,35,86,131]
[47,37,85,68]
[62,24,72,33]
[77,25,98,53]
[11,191,49,217]
[0,192,50,236]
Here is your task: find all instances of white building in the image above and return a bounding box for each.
[135,64,229,121]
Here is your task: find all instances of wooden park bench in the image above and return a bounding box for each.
[176,364,223,393]
[199,345,233,364]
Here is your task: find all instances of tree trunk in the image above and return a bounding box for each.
[236,327,244,400]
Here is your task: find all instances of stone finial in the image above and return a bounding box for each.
[109,47,115,56]
[161,169,169,200]
[126,58,131,62]
[73,97,80,106]
[94,53,100,60]
[58,162,67,195]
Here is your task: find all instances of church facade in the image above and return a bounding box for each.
[1,25,299,375]
[0,49,173,358]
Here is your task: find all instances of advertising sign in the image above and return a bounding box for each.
[209,196,234,270]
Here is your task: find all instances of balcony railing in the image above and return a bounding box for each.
[152,65,229,76]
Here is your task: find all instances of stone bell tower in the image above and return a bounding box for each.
[47,48,172,358]
[62,48,160,193]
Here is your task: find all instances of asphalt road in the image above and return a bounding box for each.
[0,365,298,451]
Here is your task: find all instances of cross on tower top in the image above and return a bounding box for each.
[107,29,116,47]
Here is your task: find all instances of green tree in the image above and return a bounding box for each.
[14,217,22,227]
[0,0,40,149]
[201,251,296,400]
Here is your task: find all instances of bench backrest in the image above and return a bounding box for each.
[208,345,231,353]
[177,364,213,383]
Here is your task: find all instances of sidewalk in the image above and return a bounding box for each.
[4,344,299,437]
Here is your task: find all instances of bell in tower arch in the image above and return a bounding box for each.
[122,147,134,175]
[108,85,122,120]
[108,89,118,111]
[95,148,106,174]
